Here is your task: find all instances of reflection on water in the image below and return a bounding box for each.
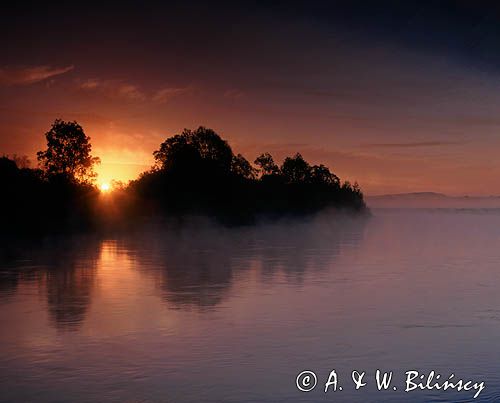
[123,215,363,311]
[0,238,100,331]
[1,210,500,402]
[45,246,98,331]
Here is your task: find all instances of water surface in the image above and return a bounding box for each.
[1,210,500,402]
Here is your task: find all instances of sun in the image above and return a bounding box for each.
[100,182,111,192]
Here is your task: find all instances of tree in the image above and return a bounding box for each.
[0,156,18,178]
[153,127,234,173]
[281,153,311,183]
[311,164,339,186]
[37,119,100,182]
[8,154,31,169]
[231,153,257,179]
[254,152,279,176]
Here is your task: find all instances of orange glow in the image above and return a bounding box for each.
[100,183,111,192]
[94,150,151,187]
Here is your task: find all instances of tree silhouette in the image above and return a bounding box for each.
[2,122,366,236]
[281,153,311,184]
[131,128,367,220]
[231,153,257,179]
[153,126,234,173]
[310,164,339,186]
[37,119,100,183]
[4,154,31,169]
[254,152,280,176]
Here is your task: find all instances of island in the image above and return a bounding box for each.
[1,120,367,235]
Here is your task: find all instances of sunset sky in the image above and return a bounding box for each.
[2,1,500,195]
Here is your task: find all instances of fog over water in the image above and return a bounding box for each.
[1,209,500,402]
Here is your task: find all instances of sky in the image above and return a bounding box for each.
[2,1,500,195]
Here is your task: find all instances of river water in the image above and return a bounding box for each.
[1,209,500,402]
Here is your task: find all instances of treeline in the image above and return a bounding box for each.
[0,155,99,234]
[1,120,366,235]
[130,126,365,221]
[1,120,100,234]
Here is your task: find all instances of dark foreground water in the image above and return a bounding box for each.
[1,209,500,402]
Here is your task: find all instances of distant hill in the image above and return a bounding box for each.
[366,192,500,208]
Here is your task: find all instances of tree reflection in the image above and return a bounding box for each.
[0,213,367,321]
[42,239,99,330]
[120,212,368,311]
[0,237,99,330]
[0,271,20,303]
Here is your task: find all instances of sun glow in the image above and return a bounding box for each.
[100,183,111,192]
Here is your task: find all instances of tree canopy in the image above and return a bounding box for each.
[153,127,234,173]
[134,126,366,219]
[254,152,279,176]
[37,119,100,183]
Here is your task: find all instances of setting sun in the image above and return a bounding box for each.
[100,183,111,192]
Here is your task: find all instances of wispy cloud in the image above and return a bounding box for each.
[78,79,192,103]
[152,86,193,103]
[0,65,74,86]
[224,89,245,99]
[78,79,146,101]
[360,141,464,149]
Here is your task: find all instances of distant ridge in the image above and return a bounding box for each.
[366,192,500,208]
[370,191,446,198]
